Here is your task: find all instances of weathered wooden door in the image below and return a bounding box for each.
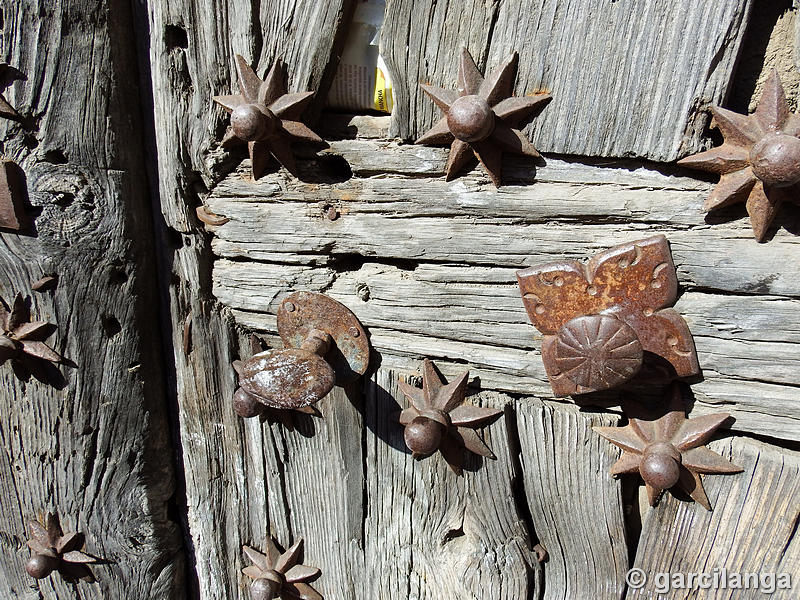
[1,0,799,598]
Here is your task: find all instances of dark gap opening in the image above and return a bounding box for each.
[164,24,189,51]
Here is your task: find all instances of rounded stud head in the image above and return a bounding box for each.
[554,314,643,391]
[750,133,800,188]
[25,554,59,579]
[231,104,276,142]
[240,348,336,409]
[404,417,446,456]
[447,95,495,143]
[232,388,264,418]
[251,577,281,600]
[640,443,682,490]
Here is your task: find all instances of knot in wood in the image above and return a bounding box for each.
[749,132,800,188]
[447,95,495,142]
[553,314,643,391]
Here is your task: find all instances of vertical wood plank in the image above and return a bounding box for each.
[626,437,800,600]
[382,0,754,161]
[0,0,183,598]
[140,1,354,597]
[516,399,630,600]
[364,368,541,599]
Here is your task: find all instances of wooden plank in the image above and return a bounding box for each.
[515,399,629,600]
[381,0,754,161]
[204,139,800,441]
[206,141,800,298]
[141,2,359,599]
[363,368,541,599]
[626,437,800,600]
[0,1,183,599]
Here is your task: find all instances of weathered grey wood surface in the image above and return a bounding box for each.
[363,369,539,599]
[140,1,799,599]
[205,137,800,442]
[141,0,356,596]
[0,1,183,598]
[626,437,800,600]
[516,399,628,600]
[381,0,754,161]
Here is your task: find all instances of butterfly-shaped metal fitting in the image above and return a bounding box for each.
[516,235,699,396]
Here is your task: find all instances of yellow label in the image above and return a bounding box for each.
[374,67,393,113]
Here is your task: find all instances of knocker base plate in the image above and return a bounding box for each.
[277,291,370,383]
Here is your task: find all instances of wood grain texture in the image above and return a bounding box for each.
[206,139,800,441]
[381,0,754,161]
[140,2,371,599]
[515,399,628,600]
[0,1,183,598]
[625,437,800,600]
[363,368,540,600]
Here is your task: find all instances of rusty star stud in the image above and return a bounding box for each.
[398,358,503,474]
[213,55,325,180]
[26,513,97,582]
[677,70,800,241]
[415,47,552,187]
[0,293,63,374]
[242,535,322,600]
[0,63,24,123]
[593,384,742,510]
[0,158,29,231]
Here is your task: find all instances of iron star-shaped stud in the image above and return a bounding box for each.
[398,358,503,474]
[25,513,97,582]
[593,384,742,510]
[0,63,24,122]
[213,55,325,180]
[0,158,29,231]
[415,47,552,187]
[677,70,800,241]
[242,535,322,600]
[0,293,64,377]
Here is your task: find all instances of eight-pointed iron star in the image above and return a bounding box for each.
[677,70,800,242]
[398,358,503,474]
[213,55,325,180]
[415,47,552,186]
[593,384,742,510]
[242,535,322,600]
[25,513,97,582]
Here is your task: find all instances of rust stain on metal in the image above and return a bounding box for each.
[0,158,29,231]
[593,383,742,510]
[677,69,800,242]
[0,293,64,380]
[195,205,229,226]
[398,358,503,475]
[232,292,369,416]
[213,55,326,180]
[243,535,322,600]
[415,47,552,187]
[26,513,98,582]
[516,235,699,397]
